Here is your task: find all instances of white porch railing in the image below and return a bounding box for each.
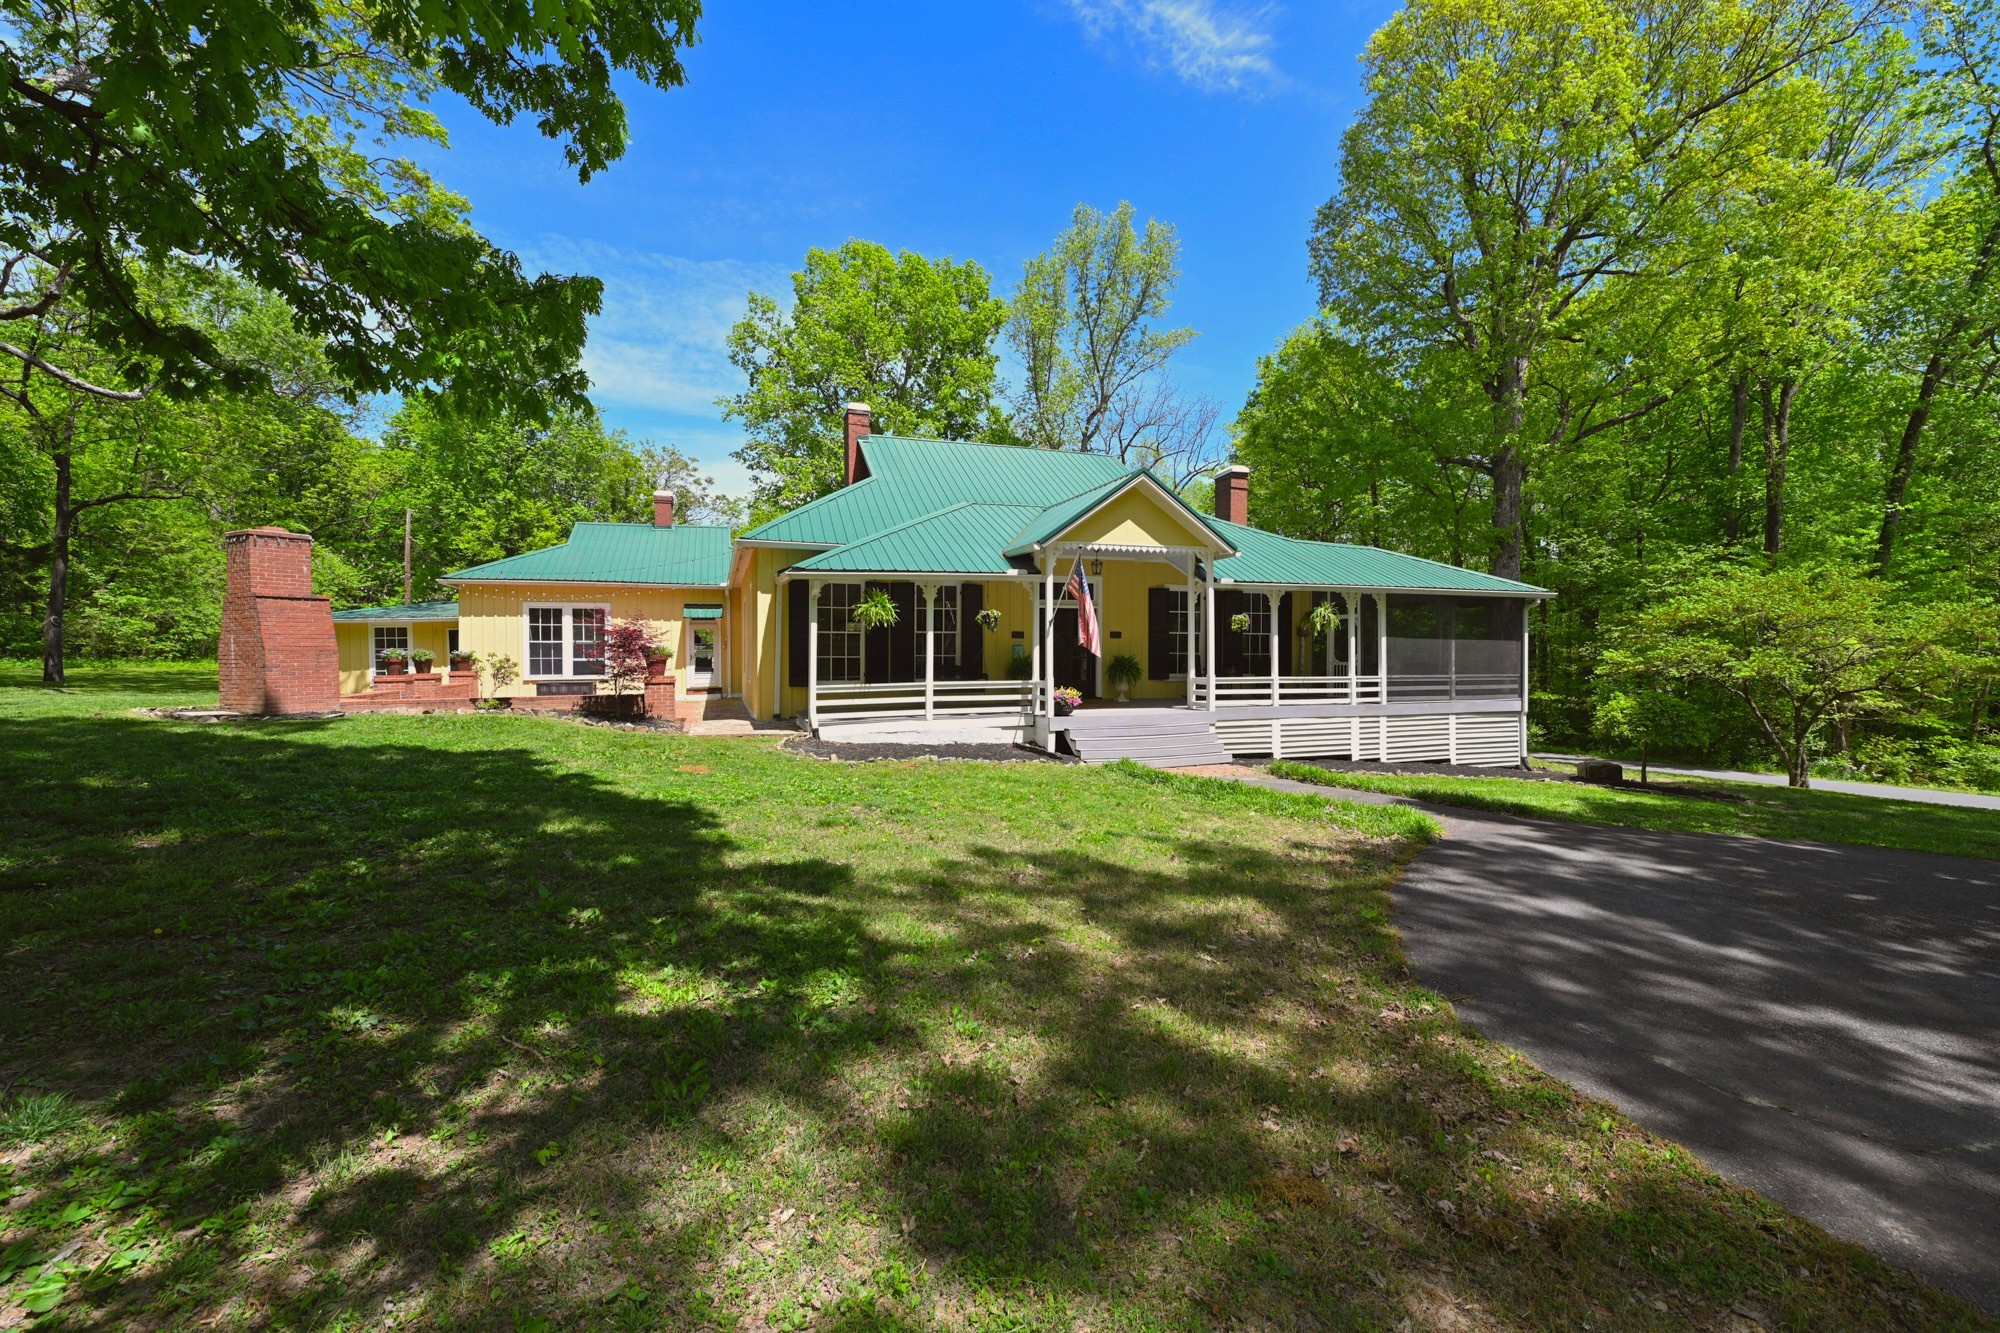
[1193,676,1387,707]
[813,679,1035,723]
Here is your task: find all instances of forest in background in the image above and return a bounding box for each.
[5,0,1998,789]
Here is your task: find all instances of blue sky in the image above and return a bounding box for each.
[413,0,1397,495]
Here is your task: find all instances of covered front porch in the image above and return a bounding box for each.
[784,553,1531,766]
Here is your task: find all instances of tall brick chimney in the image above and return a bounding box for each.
[1214,465,1250,526]
[652,490,676,527]
[843,402,872,486]
[218,527,339,714]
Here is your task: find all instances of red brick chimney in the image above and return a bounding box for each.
[1215,465,1250,525]
[843,402,872,485]
[652,490,676,527]
[218,527,339,714]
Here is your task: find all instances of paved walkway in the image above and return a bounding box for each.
[1244,774,2000,1312]
[673,695,795,737]
[1535,752,2000,811]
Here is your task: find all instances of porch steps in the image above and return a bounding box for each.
[1061,709,1232,768]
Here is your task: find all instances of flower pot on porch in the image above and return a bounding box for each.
[1054,699,1075,717]
[645,653,672,682]
[377,658,407,676]
[449,654,476,675]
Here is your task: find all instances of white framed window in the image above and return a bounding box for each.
[1165,589,1190,678]
[372,624,410,672]
[525,604,610,678]
[447,629,460,656]
[1243,596,1272,676]
[816,583,862,682]
[931,585,959,670]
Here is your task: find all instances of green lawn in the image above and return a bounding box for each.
[1268,759,2000,861]
[1,663,1988,1330]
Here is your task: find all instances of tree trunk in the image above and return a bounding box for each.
[1724,371,1748,543]
[1490,449,1524,581]
[43,452,72,686]
[1762,378,1795,556]
[1875,352,1943,574]
[1879,205,2000,571]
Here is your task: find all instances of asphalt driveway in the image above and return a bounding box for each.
[1251,776,2000,1311]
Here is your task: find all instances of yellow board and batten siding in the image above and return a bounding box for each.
[334,621,456,695]
[451,583,717,698]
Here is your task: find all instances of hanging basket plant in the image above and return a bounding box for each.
[1303,599,1341,640]
[975,607,1002,632]
[849,588,900,630]
[1229,612,1252,634]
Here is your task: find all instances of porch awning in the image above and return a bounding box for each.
[684,604,725,620]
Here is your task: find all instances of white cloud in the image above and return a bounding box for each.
[1064,0,1280,93]
[514,237,788,418]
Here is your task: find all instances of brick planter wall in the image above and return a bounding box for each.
[218,527,339,715]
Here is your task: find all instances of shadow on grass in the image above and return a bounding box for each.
[0,714,1982,1329]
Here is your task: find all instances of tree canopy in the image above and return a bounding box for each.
[2,0,701,418]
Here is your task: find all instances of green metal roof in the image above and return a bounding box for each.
[1210,519,1548,594]
[444,523,732,586]
[331,599,459,623]
[683,604,725,620]
[740,436,1131,547]
[791,503,1042,574]
[1001,469,1234,557]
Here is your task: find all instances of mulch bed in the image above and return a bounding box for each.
[784,736,1078,764]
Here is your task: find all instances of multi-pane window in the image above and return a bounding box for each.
[816,583,862,682]
[526,606,608,677]
[931,585,958,670]
[372,625,410,668]
[1242,595,1272,676]
[1165,589,1190,677]
[570,607,606,676]
[527,607,565,676]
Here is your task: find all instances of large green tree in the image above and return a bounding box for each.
[1006,201,1218,482]
[1310,0,1888,579]
[722,240,1007,514]
[2,0,700,418]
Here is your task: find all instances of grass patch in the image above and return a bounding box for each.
[0,668,1988,1329]
[1269,760,2000,861]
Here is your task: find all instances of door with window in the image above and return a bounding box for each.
[687,624,719,689]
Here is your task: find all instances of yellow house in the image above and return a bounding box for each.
[332,407,1551,765]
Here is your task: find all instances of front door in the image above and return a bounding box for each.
[1047,607,1098,699]
[688,625,719,690]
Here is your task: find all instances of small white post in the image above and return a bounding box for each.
[806,578,822,732]
[1268,590,1282,705]
[1203,563,1217,714]
[922,583,936,720]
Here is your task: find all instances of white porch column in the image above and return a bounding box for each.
[1345,589,1360,704]
[1520,600,1532,765]
[1184,553,1197,708]
[1376,591,1390,705]
[1268,590,1282,705]
[1043,552,1057,724]
[806,578,822,731]
[922,583,936,720]
[1203,562,1217,713]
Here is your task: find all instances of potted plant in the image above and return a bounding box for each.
[1052,685,1082,716]
[1229,612,1252,635]
[1005,653,1033,681]
[449,648,478,675]
[975,607,1002,632]
[408,648,437,674]
[849,588,899,630]
[1106,653,1142,703]
[377,647,409,676]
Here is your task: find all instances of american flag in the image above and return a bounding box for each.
[1064,554,1101,657]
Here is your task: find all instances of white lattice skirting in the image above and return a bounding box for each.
[1211,712,1525,767]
